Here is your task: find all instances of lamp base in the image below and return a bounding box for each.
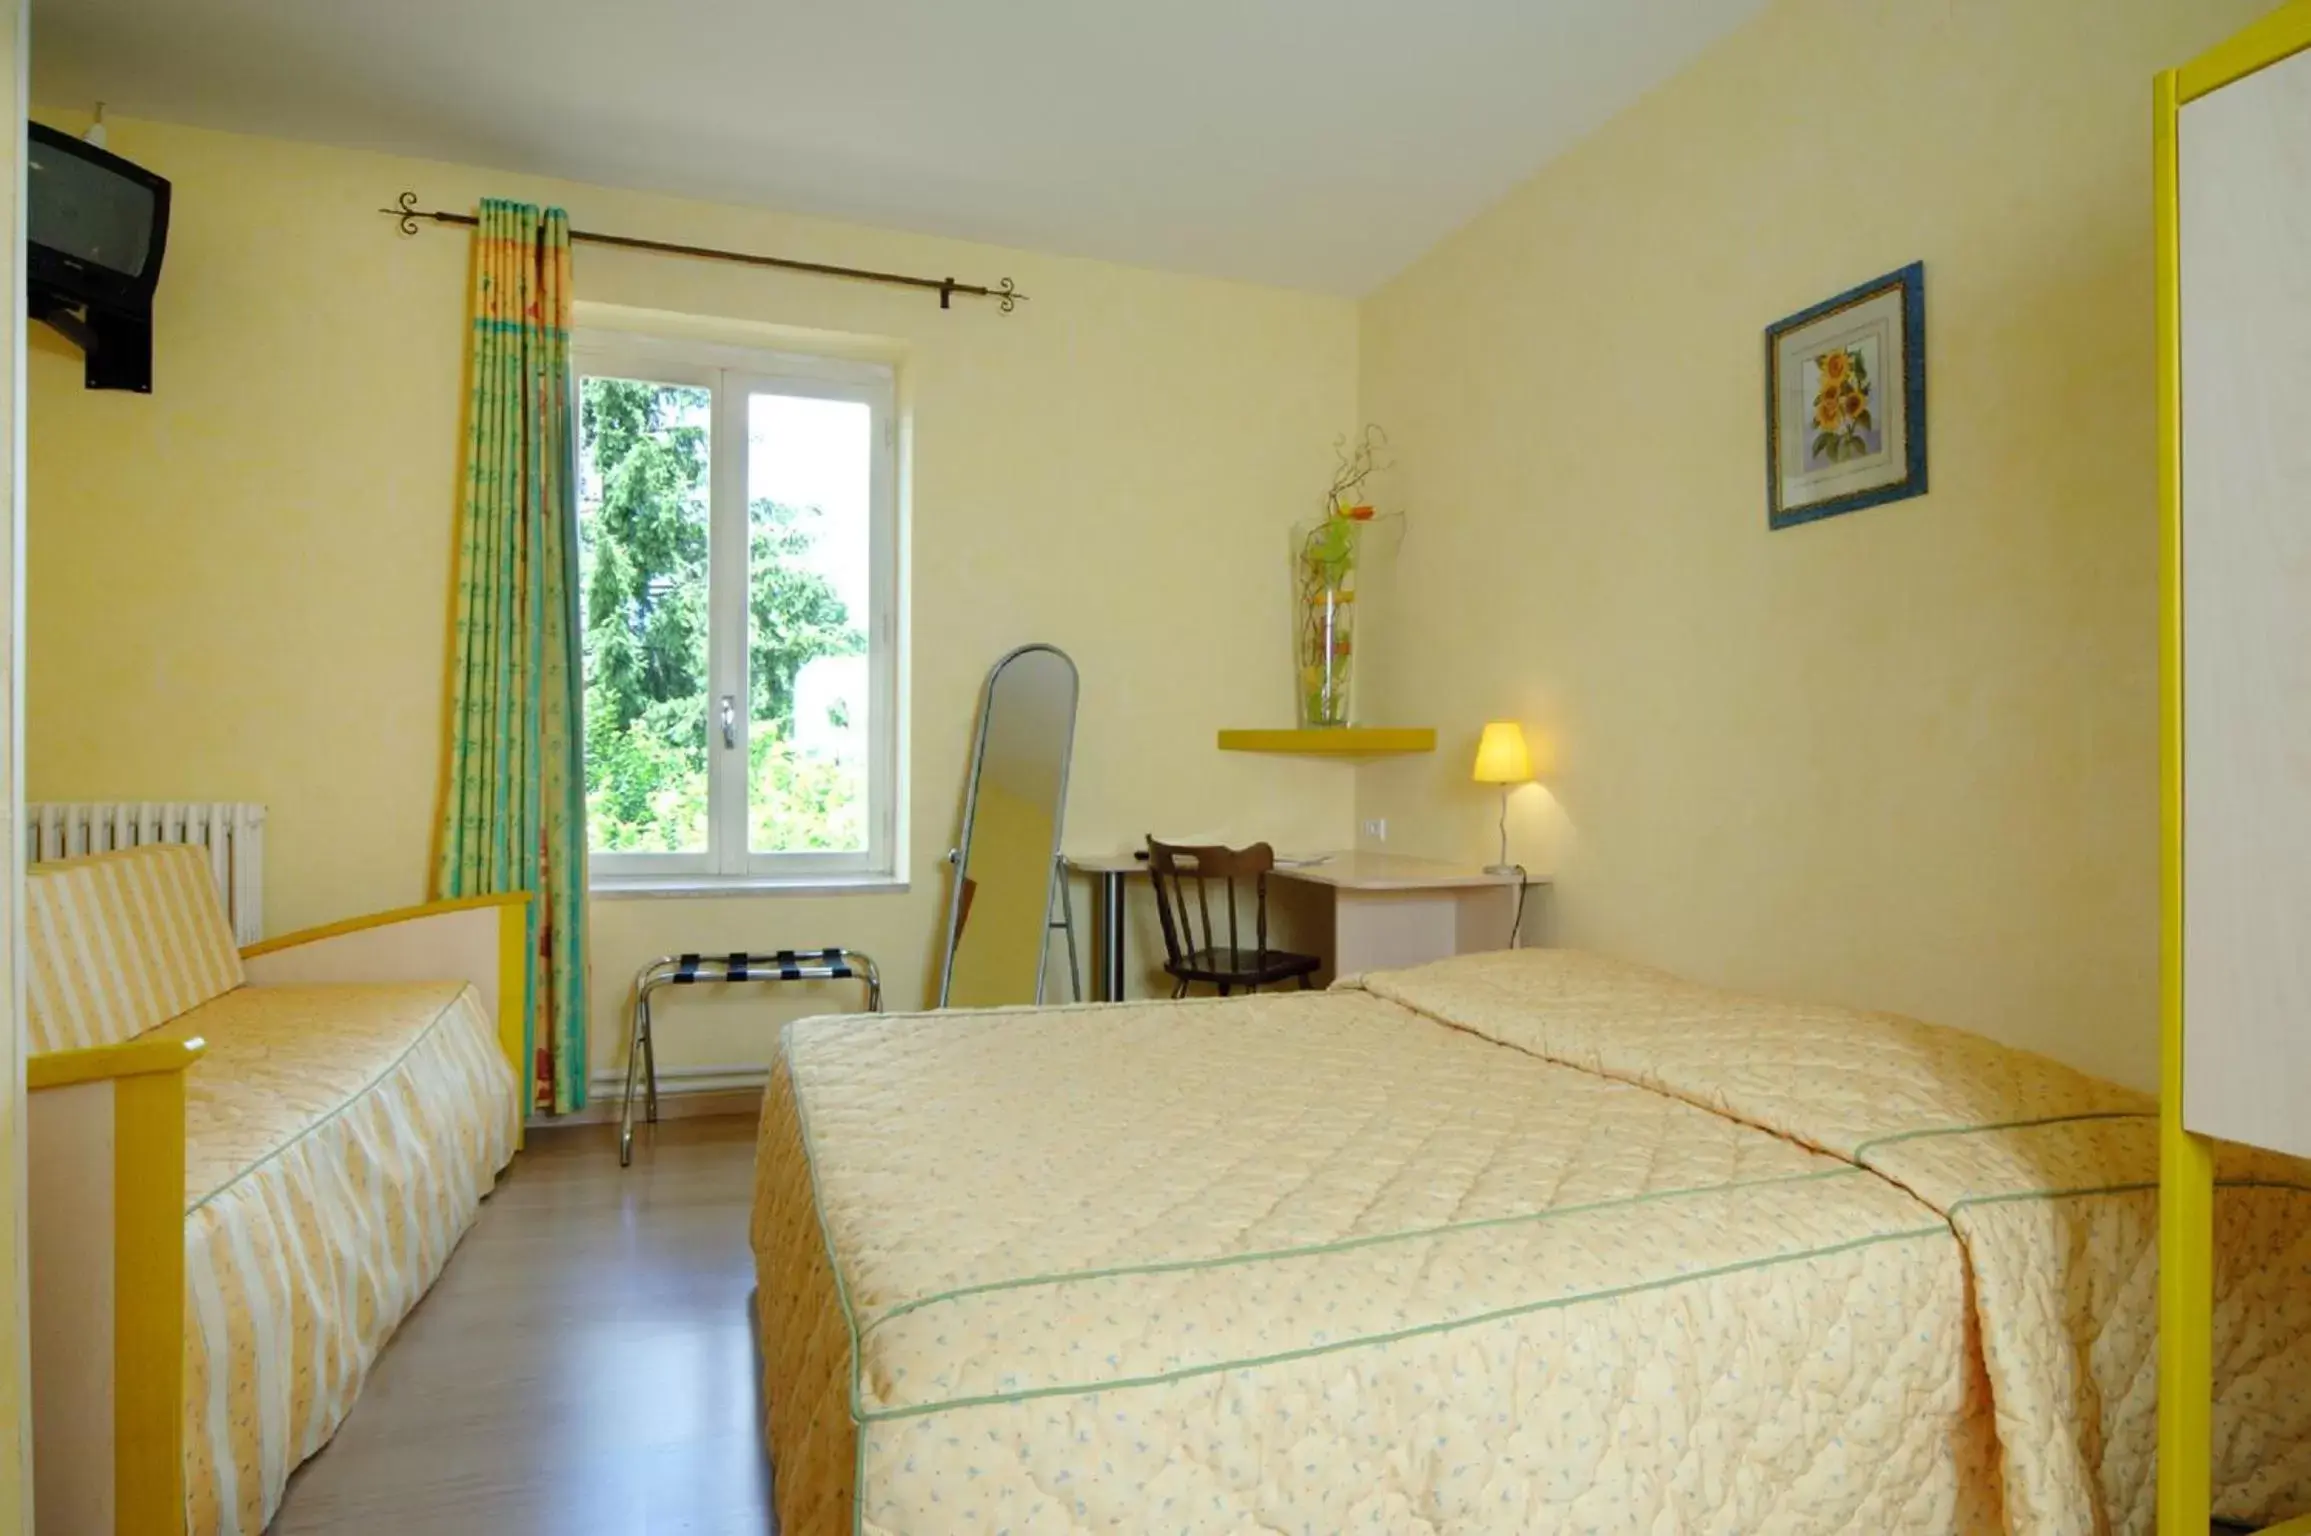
[1484,863,1521,878]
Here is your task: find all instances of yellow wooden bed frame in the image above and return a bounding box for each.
[24,892,530,1534]
[2157,6,2311,1532]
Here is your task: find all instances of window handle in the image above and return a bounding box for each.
[719,694,737,749]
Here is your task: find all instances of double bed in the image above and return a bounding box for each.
[751,949,2311,1534]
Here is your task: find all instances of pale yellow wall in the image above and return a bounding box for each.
[25,116,1359,1084]
[32,0,2246,1101]
[1356,0,2269,1090]
[0,0,30,1524]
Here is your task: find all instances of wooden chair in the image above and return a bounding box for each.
[1144,838,1322,998]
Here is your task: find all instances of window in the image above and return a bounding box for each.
[574,332,897,889]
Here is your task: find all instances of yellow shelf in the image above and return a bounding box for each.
[1217,727,1436,756]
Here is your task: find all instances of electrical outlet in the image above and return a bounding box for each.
[1361,818,1388,843]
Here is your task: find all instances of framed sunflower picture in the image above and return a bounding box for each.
[1765,261,1927,529]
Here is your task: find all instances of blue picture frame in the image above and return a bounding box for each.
[1765,262,1928,530]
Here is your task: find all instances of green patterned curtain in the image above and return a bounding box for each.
[435,198,590,1114]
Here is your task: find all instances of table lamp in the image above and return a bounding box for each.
[1472,721,1532,875]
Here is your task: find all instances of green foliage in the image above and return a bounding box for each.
[749,500,863,727]
[748,730,864,852]
[577,376,864,854]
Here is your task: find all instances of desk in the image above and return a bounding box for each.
[1065,850,1538,1002]
[1069,852,1141,1003]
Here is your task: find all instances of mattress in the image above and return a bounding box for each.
[162,981,521,1536]
[753,950,2311,1535]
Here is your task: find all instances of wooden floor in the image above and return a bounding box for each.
[270,1115,774,1535]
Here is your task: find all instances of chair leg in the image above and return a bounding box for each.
[1217,983,1232,998]
[1172,978,1189,1000]
[1298,973,1313,989]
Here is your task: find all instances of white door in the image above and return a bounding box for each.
[2179,43,2311,1160]
[0,0,33,1524]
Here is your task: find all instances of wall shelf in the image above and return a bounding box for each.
[1216,727,1436,757]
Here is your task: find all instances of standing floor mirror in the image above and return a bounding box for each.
[938,644,1080,1008]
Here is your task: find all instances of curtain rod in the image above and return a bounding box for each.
[377,191,1024,313]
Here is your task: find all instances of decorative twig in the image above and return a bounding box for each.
[1324,424,1392,518]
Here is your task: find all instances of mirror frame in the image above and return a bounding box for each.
[936,642,1081,1008]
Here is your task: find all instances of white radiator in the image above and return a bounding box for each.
[26,801,267,946]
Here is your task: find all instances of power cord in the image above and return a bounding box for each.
[1509,864,1530,948]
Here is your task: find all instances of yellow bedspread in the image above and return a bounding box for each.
[757,982,2004,1534]
[754,951,2311,1535]
[162,982,520,1536]
[1356,950,2311,1534]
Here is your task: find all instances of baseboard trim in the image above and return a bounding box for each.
[530,1066,770,1128]
[586,1065,772,1096]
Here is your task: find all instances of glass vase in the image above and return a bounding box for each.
[1290,516,1362,727]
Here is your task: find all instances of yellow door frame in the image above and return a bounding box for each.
[2157,5,2311,1531]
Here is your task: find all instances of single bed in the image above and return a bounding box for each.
[166,980,517,1533]
[21,846,525,1536]
[751,949,2311,1535]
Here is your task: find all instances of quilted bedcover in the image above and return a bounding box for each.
[170,981,520,1535]
[752,949,2311,1535]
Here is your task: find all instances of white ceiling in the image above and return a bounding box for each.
[30,0,1768,295]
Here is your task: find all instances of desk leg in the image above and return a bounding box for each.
[1095,870,1127,1002]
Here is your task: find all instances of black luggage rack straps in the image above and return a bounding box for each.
[618,947,882,1166]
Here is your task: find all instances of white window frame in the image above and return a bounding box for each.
[575,330,900,893]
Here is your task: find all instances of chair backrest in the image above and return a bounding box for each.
[25,845,246,1053]
[1145,839,1275,970]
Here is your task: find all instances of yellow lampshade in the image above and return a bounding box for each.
[1472,721,1532,785]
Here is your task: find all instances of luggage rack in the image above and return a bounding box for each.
[620,947,882,1166]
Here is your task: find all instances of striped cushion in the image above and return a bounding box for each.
[26,845,246,1053]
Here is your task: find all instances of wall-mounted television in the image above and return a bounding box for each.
[26,121,170,392]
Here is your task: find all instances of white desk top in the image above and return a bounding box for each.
[1065,850,1151,874]
[1276,852,1524,891]
[1065,849,1540,891]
